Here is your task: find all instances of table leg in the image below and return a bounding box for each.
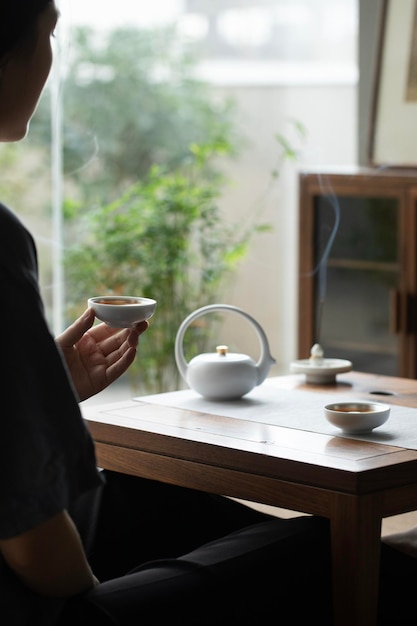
[330,493,383,626]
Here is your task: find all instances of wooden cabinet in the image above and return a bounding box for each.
[297,167,417,378]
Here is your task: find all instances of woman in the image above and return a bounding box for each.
[0,2,414,625]
[0,3,330,624]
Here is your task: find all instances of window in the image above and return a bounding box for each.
[1,1,358,388]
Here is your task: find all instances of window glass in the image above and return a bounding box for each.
[1,1,358,343]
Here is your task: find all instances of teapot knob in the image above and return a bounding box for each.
[216,345,228,356]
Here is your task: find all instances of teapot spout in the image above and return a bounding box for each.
[254,329,276,385]
[257,351,276,385]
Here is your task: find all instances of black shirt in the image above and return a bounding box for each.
[0,203,103,624]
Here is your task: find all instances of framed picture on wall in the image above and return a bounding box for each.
[369,0,417,167]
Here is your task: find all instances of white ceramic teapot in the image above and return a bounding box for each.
[174,304,276,400]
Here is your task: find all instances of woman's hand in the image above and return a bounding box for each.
[56,308,148,402]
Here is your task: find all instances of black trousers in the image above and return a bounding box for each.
[60,470,417,625]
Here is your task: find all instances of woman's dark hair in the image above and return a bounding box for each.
[0,0,51,60]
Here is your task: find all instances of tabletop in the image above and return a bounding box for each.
[82,372,417,499]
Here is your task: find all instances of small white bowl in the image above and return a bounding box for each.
[88,296,157,328]
[324,401,390,434]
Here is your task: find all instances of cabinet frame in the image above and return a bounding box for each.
[298,167,417,378]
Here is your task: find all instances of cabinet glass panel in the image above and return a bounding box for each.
[313,195,399,375]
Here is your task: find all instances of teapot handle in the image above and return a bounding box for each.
[174,303,276,385]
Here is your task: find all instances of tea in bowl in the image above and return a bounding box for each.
[324,401,390,434]
[88,296,157,328]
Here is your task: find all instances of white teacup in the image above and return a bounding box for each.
[88,295,157,328]
[324,401,390,434]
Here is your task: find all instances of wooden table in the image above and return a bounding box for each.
[82,372,417,626]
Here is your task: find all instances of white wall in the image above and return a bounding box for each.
[209,82,357,376]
